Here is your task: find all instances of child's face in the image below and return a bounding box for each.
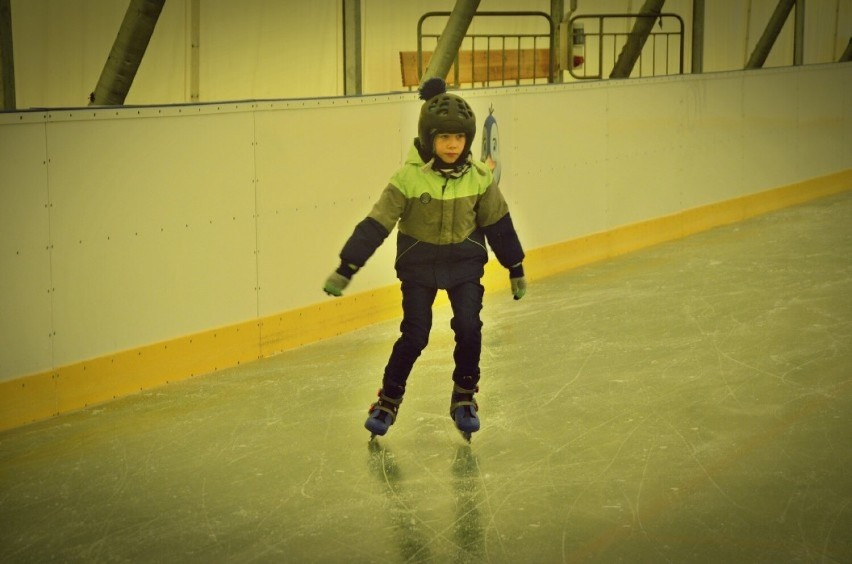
[434,132,466,164]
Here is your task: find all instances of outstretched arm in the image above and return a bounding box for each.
[323,184,405,297]
[481,213,527,300]
[323,217,390,296]
[476,181,527,300]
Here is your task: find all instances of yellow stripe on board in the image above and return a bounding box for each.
[1,169,849,432]
[259,284,403,357]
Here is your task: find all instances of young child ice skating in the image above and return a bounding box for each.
[323,78,527,441]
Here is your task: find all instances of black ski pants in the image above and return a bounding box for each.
[382,279,484,398]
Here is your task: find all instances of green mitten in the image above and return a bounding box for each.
[509,263,527,300]
[511,276,527,300]
[323,263,359,297]
[323,272,350,297]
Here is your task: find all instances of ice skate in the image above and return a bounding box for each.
[450,384,480,442]
[365,390,402,440]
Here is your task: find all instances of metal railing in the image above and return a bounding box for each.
[568,13,684,80]
[416,11,555,87]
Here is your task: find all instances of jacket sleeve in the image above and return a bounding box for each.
[477,181,525,269]
[338,183,407,269]
[339,217,390,269]
[481,212,525,269]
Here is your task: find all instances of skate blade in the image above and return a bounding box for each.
[459,430,472,443]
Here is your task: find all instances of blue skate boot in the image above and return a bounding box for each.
[365,390,402,439]
[450,384,480,442]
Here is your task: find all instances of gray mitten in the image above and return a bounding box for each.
[511,276,527,300]
[323,263,359,297]
[509,263,527,300]
[323,272,350,297]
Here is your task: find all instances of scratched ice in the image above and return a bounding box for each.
[1,192,850,562]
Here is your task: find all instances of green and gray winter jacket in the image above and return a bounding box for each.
[339,144,524,289]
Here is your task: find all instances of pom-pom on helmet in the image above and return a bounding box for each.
[417,77,476,163]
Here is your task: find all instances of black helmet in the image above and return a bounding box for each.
[417,78,476,162]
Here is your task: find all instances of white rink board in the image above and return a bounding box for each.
[252,98,409,316]
[44,108,259,366]
[0,64,850,382]
[0,120,53,380]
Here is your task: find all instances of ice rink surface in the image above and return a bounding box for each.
[2,192,851,563]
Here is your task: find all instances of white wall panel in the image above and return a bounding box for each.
[605,78,689,226]
[742,69,801,191]
[680,72,747,207]
[253,97,409,315]
[542,83,612,243]
[504,84,610,249]
[45,107,258,365]
[0,120,52,380]
[795,65,848,180]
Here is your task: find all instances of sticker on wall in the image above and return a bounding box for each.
[480,105,501,185]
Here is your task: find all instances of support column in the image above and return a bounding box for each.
[421,0,481,86]
[840,37,852,62]
[609,0,666,79]
[745,0,795,69]
[343,0,362,95]
[89,0,166,106]
[550,0,563,83]
[691,0,705,74]
[0,0,14,110]
[793,0,804,66]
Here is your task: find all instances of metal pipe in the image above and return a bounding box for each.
[421,0,481,86]
[343,0,362,95]
[0,0,14,110]
[745,0,795,69]
[793,0,804,65]
[609,0,666,79]
[550,0,563,82]
[840,37,852,62]
[692,0,705,73]
[89,0,165,106]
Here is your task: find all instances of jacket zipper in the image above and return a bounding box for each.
[439,178,449,245]
[395,240,420,265]
[466,237,487,252]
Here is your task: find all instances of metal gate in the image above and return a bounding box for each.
[568,13,684,80]
[412,11,555,88]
